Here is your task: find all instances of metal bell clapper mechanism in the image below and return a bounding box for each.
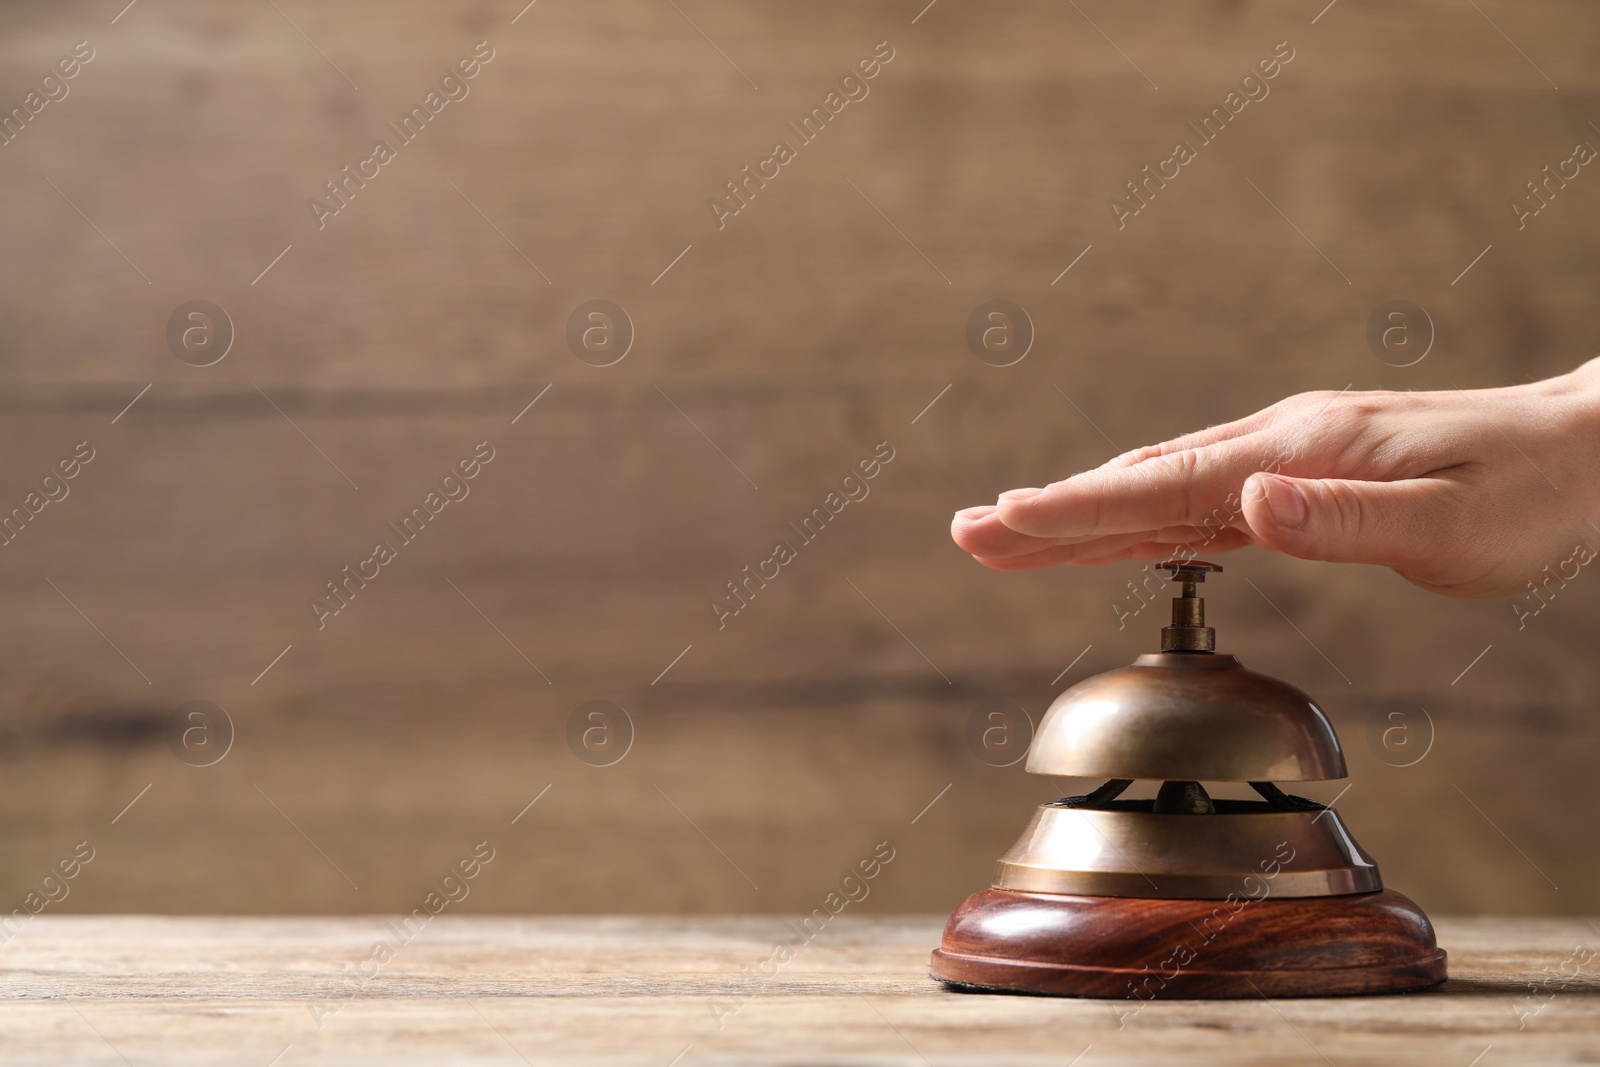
[930,560,1448,998]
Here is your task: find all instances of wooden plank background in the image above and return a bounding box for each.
[0,0,1595,917]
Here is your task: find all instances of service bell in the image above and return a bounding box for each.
[931,560,1447,998]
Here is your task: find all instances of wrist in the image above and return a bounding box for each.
[1539,357,1600,523]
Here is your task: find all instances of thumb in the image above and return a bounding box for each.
[1241,471,1457,570]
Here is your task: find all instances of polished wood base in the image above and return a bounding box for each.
[931,888,1446,998]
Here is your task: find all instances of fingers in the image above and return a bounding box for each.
[968,530,1161,569]
[955,504,1177,558]
[1241,472,1462,572]
[1132,527,1255,556]
[952,505,1075,558]
[995,432,1280,540]
[973,544,1135,571]
[1100,402,1286,469]
[972,528,1253,571]
[956,479,1258,564]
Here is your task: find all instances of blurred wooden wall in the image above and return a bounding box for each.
[0,0,1596,919]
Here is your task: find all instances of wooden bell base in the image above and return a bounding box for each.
[931,888,1446,998]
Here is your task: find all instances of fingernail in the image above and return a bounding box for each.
[998,487,1043,503]
[1260,474,1307,530]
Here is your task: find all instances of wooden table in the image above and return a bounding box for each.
[1,916,1596,1065]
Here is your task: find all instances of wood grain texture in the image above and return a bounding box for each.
[0,916,1595,1065]
[0,0,1597,918]
[931,888,1446,997]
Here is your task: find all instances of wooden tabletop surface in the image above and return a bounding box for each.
[0,915,1595,1065]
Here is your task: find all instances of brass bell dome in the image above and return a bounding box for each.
[1026,561,1344,782]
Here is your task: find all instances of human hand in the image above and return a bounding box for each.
[951,359,1600,597]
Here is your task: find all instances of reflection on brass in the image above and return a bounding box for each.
[1026,652,1345,782]
[992,803,1381,900]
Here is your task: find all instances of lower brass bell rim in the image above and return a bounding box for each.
[993,803,1382,900]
